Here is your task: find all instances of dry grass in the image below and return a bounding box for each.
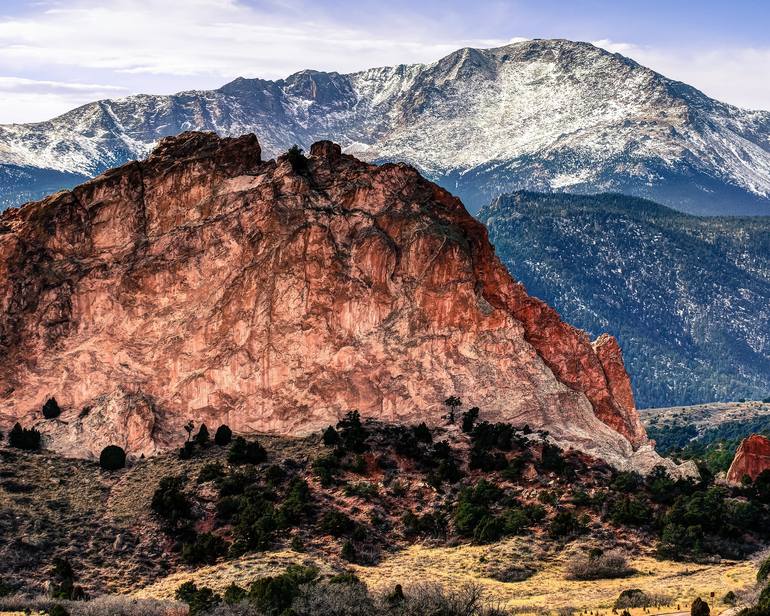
[127,536,758,614]
[347,540,756,612]
[0,433,322,597]
[132,549,339,599]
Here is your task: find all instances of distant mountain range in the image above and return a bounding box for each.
[480,192,770,408]
[2,38,770,215]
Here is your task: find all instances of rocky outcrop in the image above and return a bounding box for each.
[727,434,770,484]
[33,389,164,459]
[0,131,682,472]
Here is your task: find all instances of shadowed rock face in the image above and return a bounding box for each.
[727,434,770,484]
[0,131,669,471]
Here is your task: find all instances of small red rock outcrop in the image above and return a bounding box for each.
[0,132,665,469]
[727,434,770,484]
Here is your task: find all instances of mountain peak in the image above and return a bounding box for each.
[1,40,769,214]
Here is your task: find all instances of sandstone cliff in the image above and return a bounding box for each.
[0,132,680,473]
[727,434,770,484]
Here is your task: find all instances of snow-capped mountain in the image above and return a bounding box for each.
[2,38,770,214]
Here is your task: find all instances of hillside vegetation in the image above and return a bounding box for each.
[481,191,770,408]
[3,407,770,614]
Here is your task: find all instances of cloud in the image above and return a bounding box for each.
[593,39,770,112]
[0,0,515,122]
[0,77,130,124]
[0,1,767,123]
[0,1,507,78]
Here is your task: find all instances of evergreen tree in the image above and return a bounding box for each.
[214,425,232,446]
[195,423,210,446]
[42,397,61,419]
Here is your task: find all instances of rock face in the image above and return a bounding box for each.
[727,434,770,484]
[0,132,681,472]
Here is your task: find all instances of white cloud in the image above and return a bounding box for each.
[0,0,514,122]
[593,39,770,112]
[0,1,507,79]
[0,1,767,124]
[0,77,129,124]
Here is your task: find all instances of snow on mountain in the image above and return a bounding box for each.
[480,191,770,408]
[1,39,770,214]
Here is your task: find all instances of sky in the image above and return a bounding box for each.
[0,0,769,124]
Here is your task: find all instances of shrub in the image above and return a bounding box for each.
[99,445,126,471]
[758,555,770,582]
[691,597,710,616]
[50,557,77,600]
[549,510,586,539]
[265,464,286,486]
[612,471,642,493]
[454,480,503,537]
[472,515,505,544]
[217,469,257,497]
[197,462,225,484]
[278,478,312,525]
[8,423,41,450]
[565,549,634,580]
[402,510,447,539]
[413,422,433,444]
[614,589,672,609]
[49,605,69,616]
[341,540,356,562]
[176,581,220,615]
[337,411,368,453]
[486,564,537,583]
[178,441,194,460]
[223,583,247,605]
[541,442,566,475]
[322,426,340,447]
[344,481,379,500]
[461,407,480,433]
[181,532,228,565]
[312,453,339,487]
[426,442,464,486]
[214,425,232,446]
[43,397,61,419]
[444,396,461,424]
[151,476,192,526]
[291,578,375,616]
[286,145,309,174]
[228,437,267,465]
[249,565,318,615]
[470,421,520,451]
[320,509,354,537]
[194,424,209,446]
[230,487,279,553]
[608,496,652,527]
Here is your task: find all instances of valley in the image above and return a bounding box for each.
[480,192,770,409]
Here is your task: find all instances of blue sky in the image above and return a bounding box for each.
[0,0,768,123]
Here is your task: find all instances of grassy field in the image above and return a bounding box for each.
[130,538,759,614]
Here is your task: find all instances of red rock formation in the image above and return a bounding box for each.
[0,132,667,469]
[727,434,770,484]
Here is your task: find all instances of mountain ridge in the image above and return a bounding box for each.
[2,38,769,214]
[479,191,770,408]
